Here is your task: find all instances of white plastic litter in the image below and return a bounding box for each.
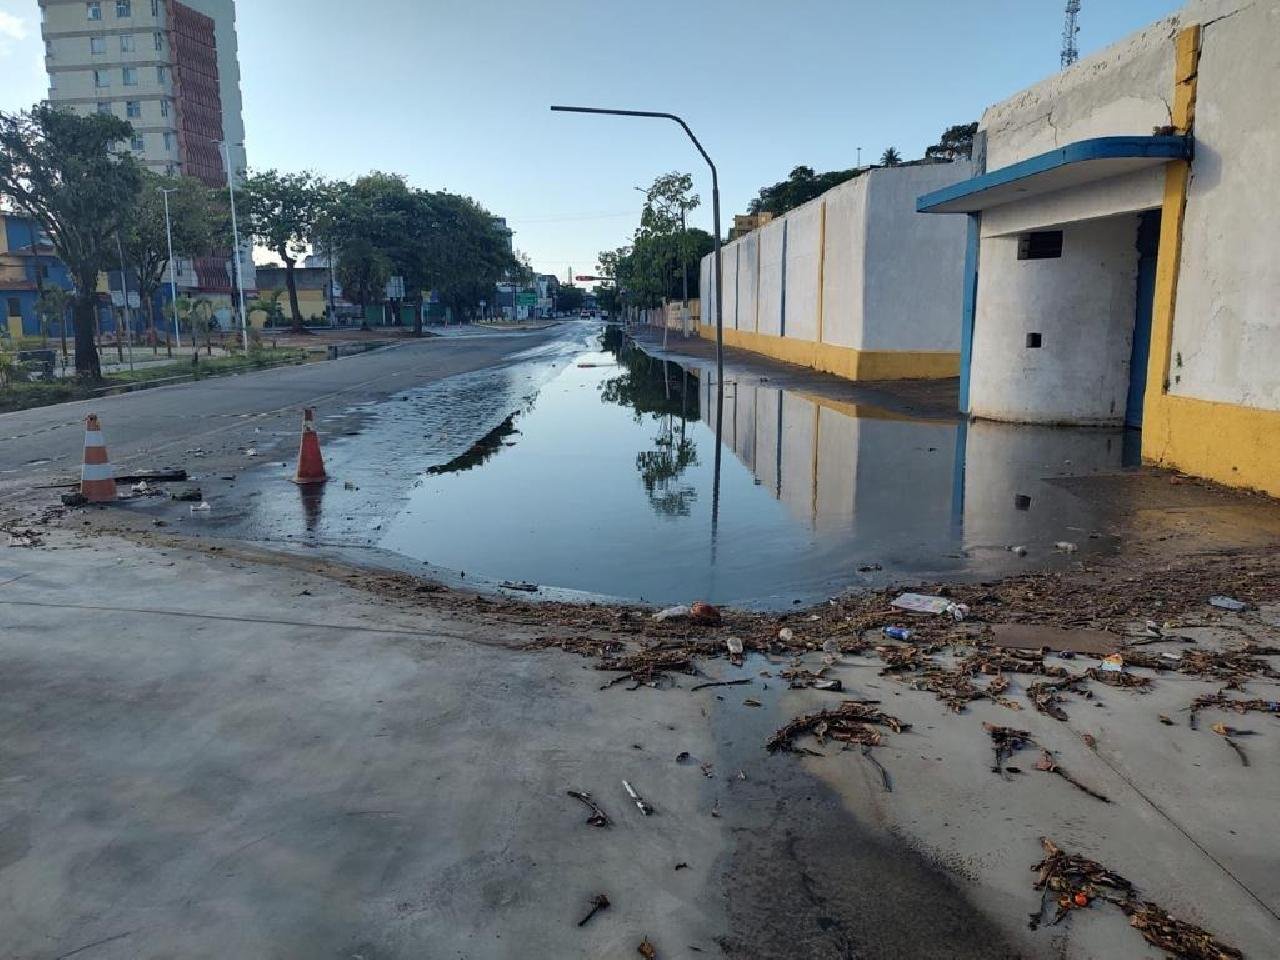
[190,501,211,513]
[1054,541,1079,553]
[891,593,951,615]
[1209,596,1248,612]
[652,604,691,621]
[725,637,744,656]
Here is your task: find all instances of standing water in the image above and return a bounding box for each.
[368,326,1128,606]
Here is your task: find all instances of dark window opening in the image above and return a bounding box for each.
[1014,494,1032,511]
[1018,230,1063,260]
[6,297,21,318]
[1026,332,1042,348]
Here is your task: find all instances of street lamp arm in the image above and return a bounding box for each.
[549,106,717,179]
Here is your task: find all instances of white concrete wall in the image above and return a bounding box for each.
[697,162,971,358]
[783,199,822,342]
[979,15,1180,170]
[756,218,786,337]
[862,163,972,352]
[818,175,869,349]
[1169,0,1280,411]
[969,216,1140,424]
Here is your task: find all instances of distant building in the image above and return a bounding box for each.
[0,212,118,339]
[727,212,774,242]
[39,0,254,306]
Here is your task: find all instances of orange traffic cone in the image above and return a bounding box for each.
[293,407,328,484]
[81,413,116,502]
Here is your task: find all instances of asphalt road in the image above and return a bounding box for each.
[0,325,578,507]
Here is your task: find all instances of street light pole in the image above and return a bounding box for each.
[159,186,181,350]
[218,140,250,351]
[549,105,723,391]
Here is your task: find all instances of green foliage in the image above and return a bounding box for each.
[880,146,903,166]
[0,104,144,379]
[35,286,71,344]
[748,164,861,217]
[925,122,978,162]
[555,284,585,313]
[121,171,221,336]
[335,238,392,309]
[241,169,330,327]
[247,289,286,327]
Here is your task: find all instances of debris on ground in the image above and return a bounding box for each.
[1033,751,1110,802]
[598,646,698,690]
[983,722,1034,777]
[689,677,751,692]
[501,580,539,592]
[171,486,204,502]
[6,527,44,547]
[1209,595,1249,612]
[59,491,88,508]
[652,604,691,621]
[1209,723,1251,767]
[1030,838,1242,959]
[622,779,653,816]
[690,601,721,625]
[1188,688,1280,729]
[637,939,657,959]
[577,893,610,927]
[566,790,611,827]
[766,700,908,754]
[1026,676,1089,721]
[1054,541,1078,554]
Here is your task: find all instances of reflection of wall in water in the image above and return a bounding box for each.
[705,379,958,541]
[961,421,1124,548]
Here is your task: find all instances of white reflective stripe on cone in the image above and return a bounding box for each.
[83,432,105,446]
[81,463,116,481]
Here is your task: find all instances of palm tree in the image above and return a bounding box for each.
[880,147,903,166]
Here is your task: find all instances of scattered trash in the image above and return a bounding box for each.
[189,501,211,513]
[983,722,1033,777]
[882,626,912,641]
[577,893,610,927]
[674,862,689,871]
[129,480,162,497]
[857,562,883,572]
[6,529,43,548]
[891,593,952,614]
[653,604,691,621]
[989,624,1119,655]
[725,637,744,656]
[566,790,610,827]
[1034,751,1110,802]
[699,761,714,778]
[743,698,762,707]
[690,677,751,692]
[777,627,795,643]
[1054,541,1078,553]
[343,480,357,491]
[1210,722,1251,767]
[767,700,908,754]
[637,939,657,959]
[245,447,257,458]
[1029,838,1242,959]
[690,601,721,625]
[1189,688,1280,729]
[171,486,204,502]
[1009,545,1028,556]
[1099,653,1125,673]
[821,638,841,655]
[622,779,653,816]
[501,580,539,592]
[813,678,843,692]
[1159,714,1175,726]
[1208,596,1249,612]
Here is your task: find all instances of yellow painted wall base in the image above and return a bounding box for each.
[696,324,959,381]
[7,316,22,339]
[1142,394,1280,497]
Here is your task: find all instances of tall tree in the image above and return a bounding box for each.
[880,147,903,166]
[241,169,329,331]
[121,171,220,354]
[925,122,978,162]
[747,164,861,217]
[0,105,143,379]
[638,171,701,305]
[556,283,584,313]
[335,238,392,315]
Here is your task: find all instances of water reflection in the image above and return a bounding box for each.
[376,326,1131,606]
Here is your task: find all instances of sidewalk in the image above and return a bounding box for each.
[1,527,1277,957]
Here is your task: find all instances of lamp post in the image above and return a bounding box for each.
[217,139,250,351]
[159,186,181,350]
[550,106,722,388]
[551,105,725,548]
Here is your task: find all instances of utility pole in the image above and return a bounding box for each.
[113,232,136,373]
[160,186,181,350]
[218,140,250,351]
[1061,0,1081,68]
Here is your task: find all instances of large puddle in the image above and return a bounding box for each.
[364,326,1129,606]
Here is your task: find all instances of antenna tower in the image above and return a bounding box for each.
[1061,0,1081,68]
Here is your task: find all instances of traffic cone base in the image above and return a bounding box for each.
[293,407,328,485]
[81,413,116,502]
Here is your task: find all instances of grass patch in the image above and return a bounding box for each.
[0,348,309,413]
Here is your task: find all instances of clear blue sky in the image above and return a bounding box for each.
[1,0,1181,277]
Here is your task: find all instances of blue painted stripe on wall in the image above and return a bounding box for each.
[958,213,980,413]
[917,135,1192,213]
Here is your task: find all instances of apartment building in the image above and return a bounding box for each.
[38,0,254,303]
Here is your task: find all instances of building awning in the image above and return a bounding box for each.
[917,135,1192,214]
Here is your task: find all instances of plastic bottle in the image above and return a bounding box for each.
[882,626,912,641]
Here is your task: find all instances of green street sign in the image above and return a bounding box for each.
[516,291,537,306]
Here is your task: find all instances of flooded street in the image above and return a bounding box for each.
[207,322,1157,606]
